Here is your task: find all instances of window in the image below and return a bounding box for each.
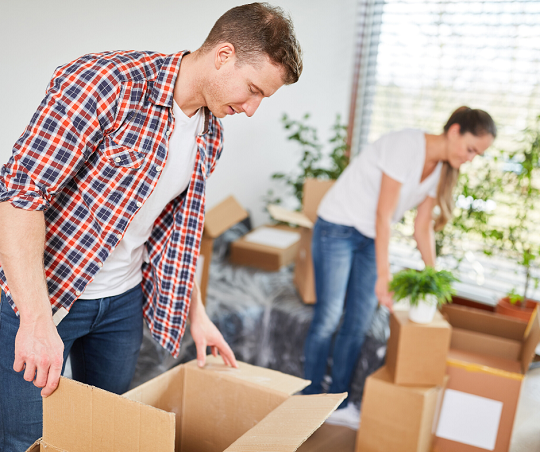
[350,0,540,303]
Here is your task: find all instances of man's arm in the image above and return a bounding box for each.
[414,196,437,268]
[374,173,403,311]
[188,280,237,368]
[0,202,64,397]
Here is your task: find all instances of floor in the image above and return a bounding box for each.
[299,364,540,452]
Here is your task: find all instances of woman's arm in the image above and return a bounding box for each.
[413,196,437,268]
[375,173,403,311]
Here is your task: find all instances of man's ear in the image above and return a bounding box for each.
[214,43,236,70]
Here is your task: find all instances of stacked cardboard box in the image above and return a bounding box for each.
[433,304,540,452]
[26,356,346,452]
[267,178,335,304]
[356,309,451,452]
[198,196,248,304]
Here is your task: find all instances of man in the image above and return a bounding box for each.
[0,3,303,450]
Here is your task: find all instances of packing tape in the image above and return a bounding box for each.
[447,359,524,381]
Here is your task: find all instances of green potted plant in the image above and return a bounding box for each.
[389,267,458,323]
[487,115,540,321]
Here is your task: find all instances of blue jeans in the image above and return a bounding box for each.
[0,285,143,452]
[303,218,378,407]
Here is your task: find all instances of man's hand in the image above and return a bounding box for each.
[375,277,394,312]
[14,313,64,397]
[190,309,237,368]
[189,280,237,369]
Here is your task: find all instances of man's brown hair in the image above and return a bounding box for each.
[200,2,303,85]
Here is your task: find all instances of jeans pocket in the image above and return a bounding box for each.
[321,222,353,239]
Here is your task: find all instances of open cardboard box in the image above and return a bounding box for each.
[229,224,301,271]
[433,304,540,452]
[198,196,248,304]
[26,356,345,452]
[267,178,335,304]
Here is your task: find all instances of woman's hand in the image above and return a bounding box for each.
[375,276,394,312]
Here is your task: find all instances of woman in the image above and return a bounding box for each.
[302,106,497,428]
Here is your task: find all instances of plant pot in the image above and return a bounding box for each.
[495,297,537,322]
[408,294,438,324]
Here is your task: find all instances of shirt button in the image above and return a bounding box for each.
[76,290,81,296]
[166,130,171,137]
[97,262,103,268]
[156,165,162,172]
[136,201,142,208]
[115,157,121,162]
[116,233,122,240]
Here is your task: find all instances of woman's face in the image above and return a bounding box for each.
[446,123,494,169]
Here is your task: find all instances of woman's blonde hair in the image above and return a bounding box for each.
[434,106,497,231]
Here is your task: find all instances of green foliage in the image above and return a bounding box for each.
[389,267,458,306]
[434,115,540,302]
[265,113,348,210]
[507,288,524,305]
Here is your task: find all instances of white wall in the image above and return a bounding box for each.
[0,0,356,227]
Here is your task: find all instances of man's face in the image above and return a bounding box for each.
[205,52,285,119]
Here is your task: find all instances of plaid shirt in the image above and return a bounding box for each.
[0,50,223,357]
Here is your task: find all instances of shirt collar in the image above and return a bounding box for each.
[149,51,189,107]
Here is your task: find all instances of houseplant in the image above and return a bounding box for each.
[265,113,348,210]
[487,115,540,321]
[389,267,458,323]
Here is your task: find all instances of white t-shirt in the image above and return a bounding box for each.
[317,129,442,238]
[81,102,204,299]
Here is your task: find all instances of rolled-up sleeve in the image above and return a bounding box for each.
[0,55,121,211]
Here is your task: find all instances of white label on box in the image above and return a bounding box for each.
[436,389,503,450]
[244,227,301,249]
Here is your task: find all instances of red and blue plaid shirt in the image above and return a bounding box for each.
[0,50,223,357]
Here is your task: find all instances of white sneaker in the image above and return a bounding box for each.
[325,403,361,430]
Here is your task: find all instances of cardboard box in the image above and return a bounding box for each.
[229,224,301,271]
[199,196,248,304]
[386,310,452,386]
[433,304,540,452]
[268,178,335,304]
[26,356,346,452]
[355,366,448,452]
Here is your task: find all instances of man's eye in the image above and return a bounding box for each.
[248,86,254,93]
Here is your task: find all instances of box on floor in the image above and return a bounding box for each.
[229,224,301,271]
[386,309,452,386]
[198,196,248,304]
[355,366,448,452]
[26,356,345,452]
[267,178,335,304]
[433,304,540,452]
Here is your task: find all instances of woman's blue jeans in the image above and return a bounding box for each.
[303,218,378,407]
[0,285,143,452]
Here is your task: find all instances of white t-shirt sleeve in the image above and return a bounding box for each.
[376,130,419,184]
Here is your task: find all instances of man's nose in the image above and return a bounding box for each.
[243,97,263,117]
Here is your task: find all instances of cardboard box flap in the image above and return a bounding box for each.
[521,307,540,372]
[44,377,175,452]
[267,204,313,228]
[442,304,527,341]
[186,356,310,395]
[205,196,248,238]
[302,179,335,223]
[24,441,65,452]
[224,393,346,452]
[24,440,41,452]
